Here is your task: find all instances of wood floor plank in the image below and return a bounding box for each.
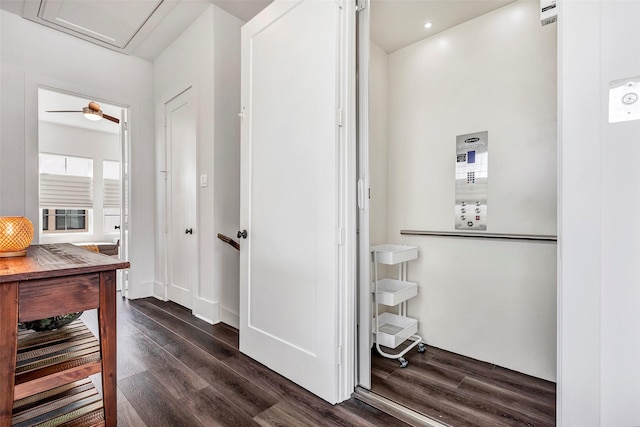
[136,298,240,349]
[117,371,203,427]
[127,300,237,361]
[117,399,147,427]
[178,385,261,427]
[426,347,497,378]
[115,304,178,348]
[391,359,466,390]
[194,361,279,418]
[490,365,556,400]
[458,377,555,427]
[254,402,320,427]
[117,332,208,400]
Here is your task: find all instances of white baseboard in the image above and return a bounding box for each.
[220,306,239,329]
[127,280,154,299]
[193,298,219,325]
[152,281,167,301]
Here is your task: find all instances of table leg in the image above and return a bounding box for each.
[0,282,18,427]
[98,271,117,426]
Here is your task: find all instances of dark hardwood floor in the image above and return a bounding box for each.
[371,342,556,427]
[80,296,409,427]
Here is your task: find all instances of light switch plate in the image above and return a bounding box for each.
[609,76,640,123]
[200,174,208,187]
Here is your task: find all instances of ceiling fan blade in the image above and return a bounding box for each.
[102,114,120,124]
[46,110,83,113]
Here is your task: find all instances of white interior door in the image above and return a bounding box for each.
[240,0,347,404]
[166,88,197,309]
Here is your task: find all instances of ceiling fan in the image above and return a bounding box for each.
[47,101,120,124]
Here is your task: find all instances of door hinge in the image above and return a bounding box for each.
[356,0,366,12]
[123,121,128,131]
[335,345,343,365]
[336,227,345,246]
[336,108,344,127]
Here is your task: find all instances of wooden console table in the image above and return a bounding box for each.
[0,244,130,427]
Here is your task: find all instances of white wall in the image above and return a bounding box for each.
[213,9,242,328]
[559,0,640,425]
[153,4,242,325]
[369,42,388,247]
[38,122,120,244]
[0,10,155,297]
[381,0,557,380]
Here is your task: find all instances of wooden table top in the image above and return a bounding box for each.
[0,244,130,283]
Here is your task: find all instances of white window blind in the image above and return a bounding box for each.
[39,173,93,208]
[103,178,120,208]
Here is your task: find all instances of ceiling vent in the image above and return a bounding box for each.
[22,0,179,55]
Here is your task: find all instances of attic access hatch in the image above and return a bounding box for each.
[23,0,178,55]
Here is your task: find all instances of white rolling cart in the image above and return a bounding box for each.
[371,244,425,368]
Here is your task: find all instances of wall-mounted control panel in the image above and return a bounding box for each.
[455,131,488,230]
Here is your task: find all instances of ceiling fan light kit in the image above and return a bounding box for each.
[47,101,120,124]
[82,106,102,121]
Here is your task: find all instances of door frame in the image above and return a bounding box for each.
[355,0,372,390]
[25,81,131,283]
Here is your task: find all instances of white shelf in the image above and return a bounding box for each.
[373,278,417,306]
[372,312,418,349]
[371,244,418,265]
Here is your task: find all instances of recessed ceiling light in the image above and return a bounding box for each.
[424,22,432,29]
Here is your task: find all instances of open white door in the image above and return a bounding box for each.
[240,0,354,404]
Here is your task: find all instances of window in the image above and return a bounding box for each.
[39,154,93,234]
[42,209,88,232]
[103,160,121,234]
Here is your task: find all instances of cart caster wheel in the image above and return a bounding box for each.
[417,343,426,353]
[399,358,408,368]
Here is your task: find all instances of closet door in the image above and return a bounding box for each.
[166,88,197,309]
[239,0,346,404]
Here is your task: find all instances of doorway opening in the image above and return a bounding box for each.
[356,1,558,425]
[37,87,130,295]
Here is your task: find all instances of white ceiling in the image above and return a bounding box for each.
[371,0,515,53]
[9,0,516,133]
[1,0,272,61]
[0,0,517,59]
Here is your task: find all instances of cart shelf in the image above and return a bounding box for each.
[370,244,418,265]
[372,312,418,349]
[372,278,417,306]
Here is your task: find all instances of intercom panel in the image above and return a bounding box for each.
[455,131,488,230]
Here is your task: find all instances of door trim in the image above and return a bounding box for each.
[355,0,371,390]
